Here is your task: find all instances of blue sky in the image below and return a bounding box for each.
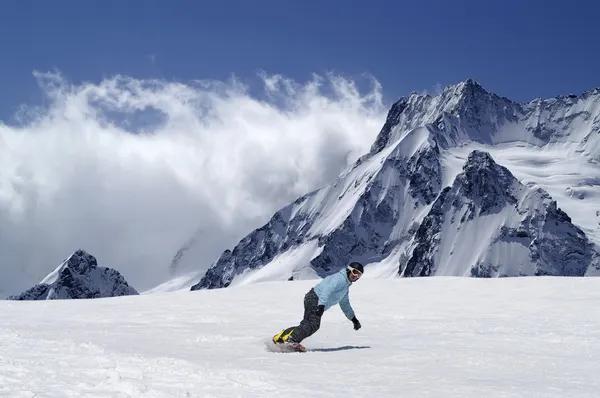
[1,0,599,120]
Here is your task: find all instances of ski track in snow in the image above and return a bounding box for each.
[2,277,600,397]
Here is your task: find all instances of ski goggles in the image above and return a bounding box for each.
[347,266,362,278]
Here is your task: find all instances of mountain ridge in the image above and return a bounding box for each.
[182,78,600,290]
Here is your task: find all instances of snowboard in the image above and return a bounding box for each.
[265,340,307,353]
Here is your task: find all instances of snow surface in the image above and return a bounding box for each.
[2,277,600,397]
[142,271,203,295]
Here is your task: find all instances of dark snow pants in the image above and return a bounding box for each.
[283,288,322,343]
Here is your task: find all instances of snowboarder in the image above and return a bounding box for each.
[272,261,363,347]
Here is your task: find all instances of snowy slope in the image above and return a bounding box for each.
[1,277,600,397]
[175,79,600,291]
[7,249,139,300]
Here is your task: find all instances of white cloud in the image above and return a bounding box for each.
[0,70,388,297]
[417,81,444,96]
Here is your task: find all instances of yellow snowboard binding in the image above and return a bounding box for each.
[270,329,306,352]
[272,329,294,344]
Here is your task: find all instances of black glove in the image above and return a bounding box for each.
[351,316,361,330]
[316,305,325,317]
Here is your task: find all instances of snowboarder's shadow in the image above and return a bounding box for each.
[308,345,371,352]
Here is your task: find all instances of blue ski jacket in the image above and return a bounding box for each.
[313,268,355,320]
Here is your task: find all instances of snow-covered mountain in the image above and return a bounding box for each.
[402,150,599,277]
[187,79,600,290]
[7,249,139,300]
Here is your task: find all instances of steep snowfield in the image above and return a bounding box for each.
[2,277,600,397]
[142,271,204,294]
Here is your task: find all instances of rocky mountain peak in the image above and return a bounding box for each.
[62,249,98,275]
[7,249,139,300]
[369,79,520,156]
[455,78,487,96]
[458,150,519,211]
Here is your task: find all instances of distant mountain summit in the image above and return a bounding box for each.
[373,79,600,155]
[184,79,600,290]
[7,249,139,300]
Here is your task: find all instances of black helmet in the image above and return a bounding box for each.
[347,262,364,273]
[346,262,364,280]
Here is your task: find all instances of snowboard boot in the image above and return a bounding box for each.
[272,329,295,344]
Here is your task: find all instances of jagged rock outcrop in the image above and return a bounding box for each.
[7,249,138,300]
